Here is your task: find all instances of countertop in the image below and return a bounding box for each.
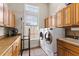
[58,38,79,47]
[0,35,21,55]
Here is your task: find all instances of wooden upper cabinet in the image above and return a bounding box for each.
[3,4,9,27]
[9,10,15,28]
[75,3,79,25]
[64,4,76,26]
[66,3,79,26]
[3,4,16,28]
[48,16,52,28]
[64,4,71,26]
[57,10,64,27]
[0,3,3,26]
[44,17,49,28]
[12,12,16,27]
[49,16,55,28]
[45,16,56,28]
[44,16,55,28]
[56,3,79,27]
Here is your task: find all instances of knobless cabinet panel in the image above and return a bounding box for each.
[75,3,79,25]
[0,3,3,26]
[57,39,79,56]
[3,4,9,27]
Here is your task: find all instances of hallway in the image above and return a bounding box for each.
[22,47,47,56]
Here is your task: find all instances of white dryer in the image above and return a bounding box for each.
[40,28,54,56]
[40,28,65,56]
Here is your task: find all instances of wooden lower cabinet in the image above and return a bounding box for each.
[57,45,64,56]
[3,47,12,56]
[12,42,18,56]
[57,39,79,56]
[12,37,21,56]
[64,49,79,56]
[2,36,21,56]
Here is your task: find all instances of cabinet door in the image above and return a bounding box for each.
[64,5,71,26]
[49,16,55,28]
[57,43,65,56]
[48,16,52,28]
[3,47,12,56]
[57,10,63,27]
[12,13,15,27]
[44,18,49,28]
[75,3,79,25]
[3,4,9,27]
[16,37,21,55]
[52,16,55,27]
[12,37,21,56]
[64,49,73,56]
[12,42,18,56]
[9,10,15,28]
[44,19,46,28]
[64,49,79,56]
[0,3,3,26]
[57,46,64,56]
[13,14,16,27]
[57,11,61,27]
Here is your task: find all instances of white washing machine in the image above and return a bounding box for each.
[40,28,47,51]
[40,28,65,56]
[40,28,54,56]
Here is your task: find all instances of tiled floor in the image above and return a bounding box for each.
[22,47,47,56]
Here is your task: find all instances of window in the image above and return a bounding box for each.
[24,15,38,26]
[24,4,39,40]
[25,5,39,13]
[24,4,39,26]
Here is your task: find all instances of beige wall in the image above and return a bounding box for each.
[0,27,4,36]
[7,3,49,34]
[7,3,49,48]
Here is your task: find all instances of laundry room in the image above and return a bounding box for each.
[0,2,79,57]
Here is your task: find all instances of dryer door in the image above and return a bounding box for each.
[45,31,52,44]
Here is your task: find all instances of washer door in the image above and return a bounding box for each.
[40,32,43,40]
[45,31,52,44]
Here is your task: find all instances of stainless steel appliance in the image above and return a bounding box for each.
[4,28,18,36]
[9,28,18,36]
